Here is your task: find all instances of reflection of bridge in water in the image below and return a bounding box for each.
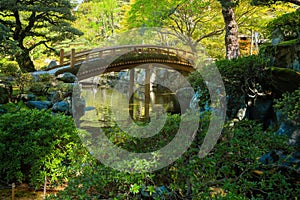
[49,45,197,121]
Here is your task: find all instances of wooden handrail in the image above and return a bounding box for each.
[54,45,195,70]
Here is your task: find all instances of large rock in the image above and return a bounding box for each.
[275,111,300,148]
[47,60,57,69]
[275,111,296,136]
[267,67,300,95]
[57,72,77,83]
[247,95,275,129]
[48,91,63,104]
[27,101,50,110]
[262,39,300,70]
[271,28,284,46]
[52,101,70,113]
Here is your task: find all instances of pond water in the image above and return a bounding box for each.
[79,74,180,128]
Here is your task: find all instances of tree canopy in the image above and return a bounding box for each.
[0,23,18,55]
[72,0,123,46]
[126,0,224,52]
[252,0,300,6]
[0,0,83,72]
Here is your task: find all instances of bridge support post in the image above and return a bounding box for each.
[144,65,151,122]
[60,49,64,65]
[70,48,76,68]
[129,69,135,119]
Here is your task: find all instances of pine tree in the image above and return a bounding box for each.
[0,0,83,72]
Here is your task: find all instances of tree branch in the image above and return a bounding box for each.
[196,28,225,43]
[28,39,50,51]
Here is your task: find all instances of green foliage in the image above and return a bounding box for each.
[14,73,33,94]
[252,0,300,6]
[67,0,124,48]
[126,0,224,52]
[46,116,297,199]
[266,10,300,40]
[189,55,271,118]
[28,74,54,96]
[103,114,181,153]
[0,59,19,76]
[11,72,54,96]
[0,109,85,188]
[265,67,300,95]
[0,0,83,72]
[124,0,289,58]
[170,120,295,199]
[0,23,19,56]
[275,88,300,124]
[216,56,271,118]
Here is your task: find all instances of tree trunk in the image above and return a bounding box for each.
[16,50,36,72]
[220,0,240,59]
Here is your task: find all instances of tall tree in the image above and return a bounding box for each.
[72,0,122,45]
[0,0,83,72]
[252,0,300,6]
[218,0,241,59]
[126,0,224,52]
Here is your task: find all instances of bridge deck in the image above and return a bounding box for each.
[48,45,196,79]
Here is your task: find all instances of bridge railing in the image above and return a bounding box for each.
[57,45,195,69]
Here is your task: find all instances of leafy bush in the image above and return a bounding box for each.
[28,74,55,96]
[0,59,19,76]
[189,55,271,118]
[274,88,300,125]
[46,113,204,199]
[266,10,300,41]
[0,108,86,188]
[173,120,295,199]
[13,73,33,94]
[46,115,297,199]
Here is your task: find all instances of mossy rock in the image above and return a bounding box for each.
[277,38,300,47]
[266,67,300,95]
[260,39,300,69]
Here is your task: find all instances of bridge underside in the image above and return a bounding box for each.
[53,47,196,80]
[77,62,194,81]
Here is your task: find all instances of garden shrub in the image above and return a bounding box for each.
[46,115,297,199]
[274,88,300,125]
[14,72,33,94]
[266,10,300,41]
[168,120,295,199]
[0,58,19,76]
[46,113,201,199]
[0,108,86,188]
[27,74,55,96]
[188,55,271,119]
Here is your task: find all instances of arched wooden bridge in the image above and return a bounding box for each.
[48,45,197,121]
[49,45,196,80]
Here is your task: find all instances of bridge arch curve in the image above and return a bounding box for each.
[53,45,196,81]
